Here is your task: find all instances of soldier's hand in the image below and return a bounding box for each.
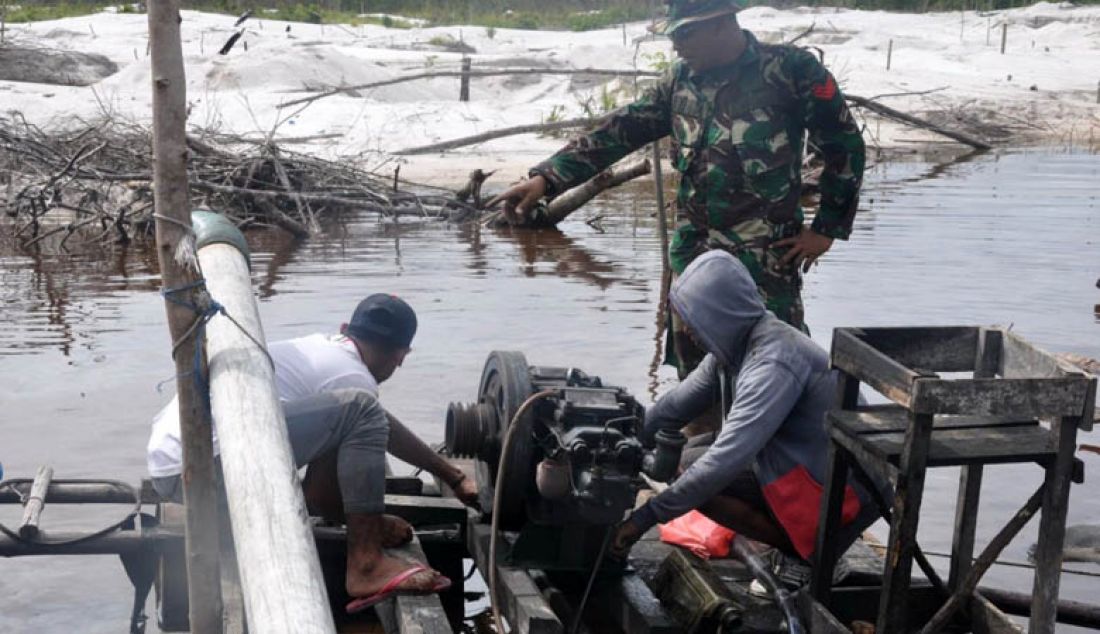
[773,228,833,273]
[485,175,547,223]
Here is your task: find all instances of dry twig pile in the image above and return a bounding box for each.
[0,115,482,251]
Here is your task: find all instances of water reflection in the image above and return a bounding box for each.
[493,225,630,290]
[0,242,159,357]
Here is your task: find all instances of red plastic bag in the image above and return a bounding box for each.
[658,510,736,559]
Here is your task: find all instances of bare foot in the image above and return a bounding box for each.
[381,514,413,548]
[346,554,441,598]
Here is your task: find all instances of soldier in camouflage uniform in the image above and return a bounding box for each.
[491,0,865,375]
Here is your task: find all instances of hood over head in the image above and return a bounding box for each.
[669,250,765,367]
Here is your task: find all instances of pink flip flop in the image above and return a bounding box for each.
[345,563,452,614]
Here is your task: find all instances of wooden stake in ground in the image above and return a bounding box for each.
[459,57,471,102]
[148,0,224,631]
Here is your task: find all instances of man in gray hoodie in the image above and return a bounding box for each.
[611,250,883,566]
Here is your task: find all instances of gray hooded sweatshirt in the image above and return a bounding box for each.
[631,250,880,559]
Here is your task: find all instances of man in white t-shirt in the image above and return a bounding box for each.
[147,294,476,612]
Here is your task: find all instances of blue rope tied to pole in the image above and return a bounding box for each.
[161,279,223,404]
[160,278,276,406]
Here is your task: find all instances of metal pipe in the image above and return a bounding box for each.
[0,480,148,505]
[0,527,178,557]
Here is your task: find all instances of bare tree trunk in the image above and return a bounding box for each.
[148,0,224,630]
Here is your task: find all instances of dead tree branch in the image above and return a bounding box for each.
[396,117,599,155]
[279,67,660,109]
[845,93,993,150]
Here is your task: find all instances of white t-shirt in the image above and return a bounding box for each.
[147,333,379,477]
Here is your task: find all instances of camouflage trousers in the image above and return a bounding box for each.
[667,236,806,379]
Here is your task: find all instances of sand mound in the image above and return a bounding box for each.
[0,46,117,86]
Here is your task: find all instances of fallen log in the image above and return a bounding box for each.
[845,93,993,151]
[483,158,651,227]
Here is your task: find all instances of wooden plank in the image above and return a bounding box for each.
[831,329,921,407]
[949,332,997,595]
[876,411,933,634]
[859,326,980,373]
[1001,330,1077,379]
[468,522,563,634]
[974,328,1003,379]
[18,465,53,540]
[374,534,452,634]
[1029,416,1079,634]
[829,405,1037,435]
[811,443,850,607]
[384,495,466,526]
[948,465,983,591]
[854,426,1056,467]
[911,376,1092,417]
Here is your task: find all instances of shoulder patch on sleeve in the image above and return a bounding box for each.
[812,75,837,100]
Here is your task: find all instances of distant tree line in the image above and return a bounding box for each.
[7,0,1099,25]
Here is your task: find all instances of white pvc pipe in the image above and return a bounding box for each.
[199,242,335,633]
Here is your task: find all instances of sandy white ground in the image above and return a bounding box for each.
[1,2,1098,184]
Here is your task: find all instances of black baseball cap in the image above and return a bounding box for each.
[346,294,417,349]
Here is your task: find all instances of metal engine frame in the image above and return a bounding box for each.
[446,351,655,570]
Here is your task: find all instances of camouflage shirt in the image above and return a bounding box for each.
[532,31,865,274]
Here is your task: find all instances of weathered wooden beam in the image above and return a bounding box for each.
[197,216,335,633]
[858,326,980,373]
[468,522,563,634]
[974,328,1003,378]
[17,465,53,540]
[831,328,921,407]
[1000,330,1077,380]
[147,0,223,627]
[1029,415,1081,634]
[877,411,933,633]
[374,534,453,634]
[948,464,983,592]
[910,377,1091,417]
[829,406,1037,435]
[811,443,851,607]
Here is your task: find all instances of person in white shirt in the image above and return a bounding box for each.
[147,294,476,612]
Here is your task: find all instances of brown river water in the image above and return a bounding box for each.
[1,150,1098,632]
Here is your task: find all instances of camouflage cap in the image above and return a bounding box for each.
[650,0,744,35]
